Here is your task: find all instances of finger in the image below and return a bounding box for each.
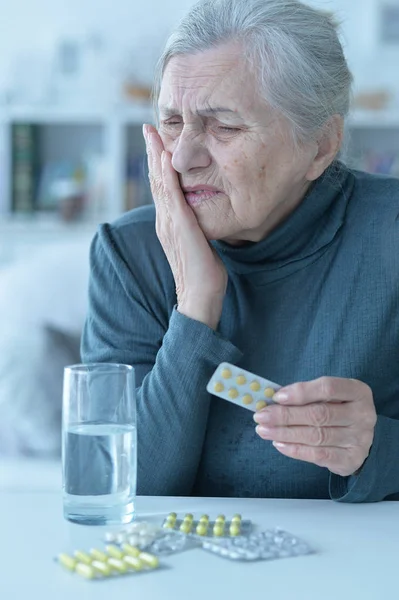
[254,402,356,427]
[255,424,362,448]
[271,442,354,475]
[273,377,369,406]
[143,125,165,205]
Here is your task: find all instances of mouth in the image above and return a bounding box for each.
[182,186,224,206]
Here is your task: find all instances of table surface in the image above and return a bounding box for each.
[0,492,397,599]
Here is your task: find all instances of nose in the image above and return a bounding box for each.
[171,128,211,174]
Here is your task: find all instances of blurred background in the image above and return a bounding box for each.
[0,0,398,489]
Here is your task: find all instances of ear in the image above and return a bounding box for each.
[306,115,344,181]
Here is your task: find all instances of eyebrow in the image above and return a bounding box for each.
[159,106,240,118]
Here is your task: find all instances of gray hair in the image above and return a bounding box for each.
[153,0,353,145]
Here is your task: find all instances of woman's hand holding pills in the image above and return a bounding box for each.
[144,124,228,330]
[254,377,377,477]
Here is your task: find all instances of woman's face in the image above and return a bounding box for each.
[158,42,321,243]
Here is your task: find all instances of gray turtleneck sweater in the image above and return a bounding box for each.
[81,161,399,502]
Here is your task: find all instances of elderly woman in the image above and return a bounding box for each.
[82,0,399,502]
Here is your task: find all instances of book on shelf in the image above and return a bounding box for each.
[11,123,41,213]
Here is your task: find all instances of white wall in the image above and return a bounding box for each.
[0,0,398,99]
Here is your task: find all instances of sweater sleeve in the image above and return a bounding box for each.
[329,415,399,502]
[81,225,242,496]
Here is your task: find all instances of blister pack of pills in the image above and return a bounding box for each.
[207,362,281,412]
[105,521,161,549]
[162,512,251,538]
[202,529,314,562]
[57,544,160,580]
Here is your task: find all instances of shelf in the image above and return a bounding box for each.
[0,103,153,125]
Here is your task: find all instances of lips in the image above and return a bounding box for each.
[183,187,223,207]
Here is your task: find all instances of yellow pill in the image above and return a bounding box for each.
[250,381,261,392]
[74,550,92,565]
[231,514,242,523]
[108,558,128,574]
[180,521,192,533]
[163,521,175,529]
[166,513,177,522]
[76,563,95,579]
[106,545,124,559]
[196,523,208,536]
[92,560,112,577]
[229,524,241,537]
[228,388,239,399]
[90,548,108,562]
[215,514,226,523]
[242,394,253,405]
[256,400,267,411]
[199,514,209,523]
[122,543,141,557]
[213,524,225,537]
[184,513,194,521]
[139,552,160,568]
[264,387,275,398]
[236,375,246,385]
[214,382,224,393]
[124,555,144,571]
[221,368,232,379]
[58,553,77,571]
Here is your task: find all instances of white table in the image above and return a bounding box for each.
[0,492,397,599]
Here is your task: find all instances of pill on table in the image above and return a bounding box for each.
[124,555,144,571]
[90,548,108,562]
[196,523,208,536]
[256,400,267,411]
[214,382,224,393]
[236,375,246,385]
[242,394,253,405]
[92,560,112,577]
[213,524,225,536]
[128,534,141,545]
[264,387,275,398]
[184,513,194,521]
[108,558,128,574]
[166,513,177,522]
[162,522,175,530]
[74,550,92,565]
[180,521,192,533]
[215,515,226,523]
[58,553,77,571]
[76,563,95,579]
[228,388,239,399]
[104,532,116,542]
[221,368,232,379]
[199,514,209,523]
[106,545,124,559]
[250,381,261,392]
[229,524,241,536]
[231,514,242,523]
[122,543,141,557]
[139,552,160,568]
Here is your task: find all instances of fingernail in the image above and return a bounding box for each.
[253,411,270,424]
[142,124,147,139]
[273,441,287,448]
[256,426,272,436]
[273,391,289,403]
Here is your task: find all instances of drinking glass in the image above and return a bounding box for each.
[62,363,136,525]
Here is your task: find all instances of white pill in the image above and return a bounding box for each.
[116,533,127,544]
[128,534,140,546]
[104,532,116,542]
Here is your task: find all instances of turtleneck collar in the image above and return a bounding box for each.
[212,160,355,283]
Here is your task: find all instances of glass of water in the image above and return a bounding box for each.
[62,363,136,526]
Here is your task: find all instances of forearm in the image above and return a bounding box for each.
[329,415,399,502]
[136,308,242,495]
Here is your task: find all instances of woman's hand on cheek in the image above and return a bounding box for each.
[143,124,228,330]
[253,376,377,477]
